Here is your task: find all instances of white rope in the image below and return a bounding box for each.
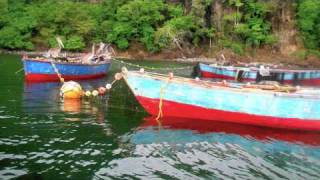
[50,60,64,83]
[112,59,194,71]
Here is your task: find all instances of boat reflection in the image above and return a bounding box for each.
[61,99,82,113]
[23,82,60,113]
[138,116,320,146]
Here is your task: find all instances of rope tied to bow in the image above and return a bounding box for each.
[155,73,173,124]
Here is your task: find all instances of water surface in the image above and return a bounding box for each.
[0,54,319,179]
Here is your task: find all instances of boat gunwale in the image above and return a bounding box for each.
[124,71,320,99]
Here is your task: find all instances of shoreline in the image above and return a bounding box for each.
[0,49,218,64]
[1,49,320,68]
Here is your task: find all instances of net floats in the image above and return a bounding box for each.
[61,84,110,99]
[60,72,123,99]
[60,81,83,99]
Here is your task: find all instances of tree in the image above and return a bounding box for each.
[297,0,320,49]
[232,0,276,48]
[104,0,166,50]
[228,0,244,26]
[154,16,194,50]
[65,35,86,51]
[0,0,8,27]
[0,26,34,49]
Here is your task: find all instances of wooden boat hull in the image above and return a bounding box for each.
[23,59,111,82]
[198,63,320,86]
[123,71,320,131]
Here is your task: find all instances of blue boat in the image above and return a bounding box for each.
[122,70,320,131]
[23,58,111,82]
[22,40,112,82]
[198,63,320,86]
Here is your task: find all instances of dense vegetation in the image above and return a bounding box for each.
[0,0,319,57]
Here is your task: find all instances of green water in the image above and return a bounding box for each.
[0,54,320,179]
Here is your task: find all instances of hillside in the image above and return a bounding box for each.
[0,0,319,65]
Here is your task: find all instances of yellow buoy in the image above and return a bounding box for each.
[60,81,83,99]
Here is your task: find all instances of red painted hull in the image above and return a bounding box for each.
[25,73,107,82]
[136,95,320,131]
[201,71,252,81]
[201,71,320,86]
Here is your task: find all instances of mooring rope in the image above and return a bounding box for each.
[112,59,194,71]
[155,87,165,123]
[155,75,172,124]
[50,60,64,83]
[14,67,24,74]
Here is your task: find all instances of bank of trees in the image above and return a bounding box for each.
[0,0,319,55]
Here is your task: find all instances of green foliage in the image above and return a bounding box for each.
[297,0,320,49]
[235,18,272,47]
[290,50,308,60]
[167,4,184,18]
[0,0,318,55]
[116,38,129,50]
[291,49,320,60]
[0,2,35,50]
[222,39,244,55]
[65,36,85,51]
[154,16,194,49]
[225,0,277,48]
[0,26,34,50]
[308,50,320,58]
[106,22,135,43]
[223,12,243,23]
[0,0,8,27]
[31,1,96,46]
[0,0,98,50]
[105,0,166,50]
[140,24,158,52]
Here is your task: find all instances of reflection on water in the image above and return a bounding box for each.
[1,55,320,179]
[141,117,320,146]
[95,117,320,179]
[22,79,110,124]
[62,99,82,113]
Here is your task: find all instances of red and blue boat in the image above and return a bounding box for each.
[22,41,112,82]
[23,58,110,82]
[197,63,320,86]
[123,70,320,131]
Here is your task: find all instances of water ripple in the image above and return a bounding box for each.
[95,128,320,179]
[1,55,320,179]
[0,169,28,180]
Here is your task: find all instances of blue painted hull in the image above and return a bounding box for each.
[123,71,320,130]
[198,63,320,86]
[23,59,111,82]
